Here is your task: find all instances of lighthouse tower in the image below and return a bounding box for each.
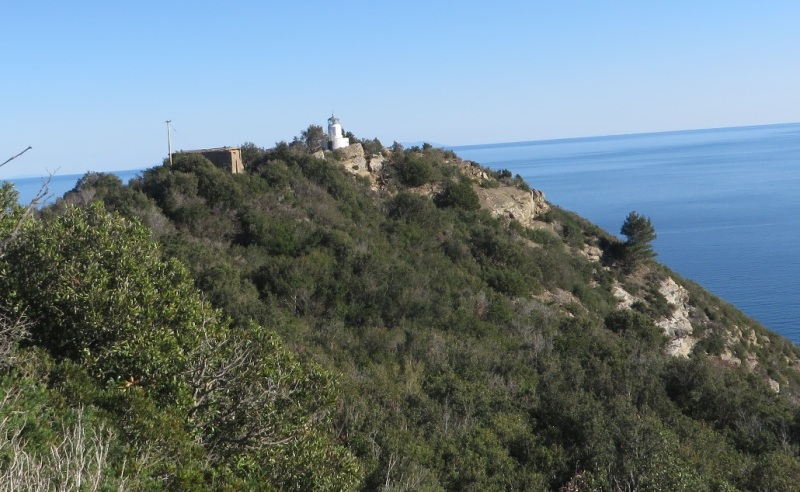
[327,113,350,150]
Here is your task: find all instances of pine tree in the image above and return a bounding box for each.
[620,211,657,266]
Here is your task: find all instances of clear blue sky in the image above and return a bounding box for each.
[2,1,799,178]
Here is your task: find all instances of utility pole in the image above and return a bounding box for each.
[166,120,173,167]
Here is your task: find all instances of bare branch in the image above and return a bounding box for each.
[0,169,53,256]
[0,308,29,368]
[0,403,127,491]
[1,147,32,169]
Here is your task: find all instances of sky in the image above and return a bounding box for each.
[2,1,799,178]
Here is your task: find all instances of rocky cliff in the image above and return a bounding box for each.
[329,143,550,225]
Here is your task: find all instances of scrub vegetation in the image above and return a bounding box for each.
[2,133,800,490]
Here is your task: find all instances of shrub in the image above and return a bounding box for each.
[0,202,204,404]
[398,155,433,186]
[435,180,480,211]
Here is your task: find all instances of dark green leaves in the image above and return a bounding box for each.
[618,211,657,268]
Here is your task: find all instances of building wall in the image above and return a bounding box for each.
[328,117,350,150]
[175,147,243,174]
[330,135,350,150]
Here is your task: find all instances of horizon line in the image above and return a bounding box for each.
[446,120,800,151]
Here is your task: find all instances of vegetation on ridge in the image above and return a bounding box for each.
[2,131,800,490]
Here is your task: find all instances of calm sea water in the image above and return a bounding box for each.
[11,169,144,205]
[453,123,800,345]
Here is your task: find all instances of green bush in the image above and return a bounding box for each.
[0,202,203,404]
[435,180,480,211]
[398,155,433,186]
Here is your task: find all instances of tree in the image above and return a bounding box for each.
[0,202,362,488]
[0,202,203,404]
[397,154,433,186]
[187,322,361,490]
[435,180,481,211]
[361,137,384,155]
[301,124,328,152]
[620,211,656,266]
[240,141,266,167]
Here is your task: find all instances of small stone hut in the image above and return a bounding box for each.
[174,147,243,174]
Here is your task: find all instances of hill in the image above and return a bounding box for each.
[2,136,800,490]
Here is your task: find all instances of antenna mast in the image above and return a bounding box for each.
[166,120,173,167]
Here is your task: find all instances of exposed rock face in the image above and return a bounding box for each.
[367,155,383,174]
[333,143,387,190]
[720,349,743,366]
[768,378,781,393]
[580,244,603,263]
[475,187,550,228]
[611,282,636,309]
[458,161,492,181]
[331,145,550,226]
[657,278,696,357]
[335,143,367,170]
[610,277,697,357]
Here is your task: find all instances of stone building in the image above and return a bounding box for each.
[174,147,243,174]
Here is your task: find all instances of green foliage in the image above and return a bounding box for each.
[188,323,361,491]
[0,182,29,250]
[397,154,434,186]
[13,136,800,490]
[0,196,360,489]
[240,209,302,255]
[387,192,443,234]
[359,137,384,155]
[0,375,138,490]
[300,124,328,152]
[621,211,656,245]
[620,210,657,266]
[240,141,267,167]
[605,310,665,346]
[0,202,200,403]
[435,180,480,211]
[541,206,590,248]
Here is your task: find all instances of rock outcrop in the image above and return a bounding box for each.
[475,187,549,228]
[335,143,367,171]
[333,143,386,190]
[656,277,696,357]
[610,277,697,357]
[331,145,550,225]
[611,282,636,310]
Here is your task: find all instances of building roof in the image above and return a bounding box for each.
[177,146,240,154]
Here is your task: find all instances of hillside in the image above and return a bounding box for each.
[3,136,800,490]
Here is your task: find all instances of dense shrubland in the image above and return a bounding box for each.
[2,136,800,489]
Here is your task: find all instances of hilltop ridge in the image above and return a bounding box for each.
[3,134,800,490]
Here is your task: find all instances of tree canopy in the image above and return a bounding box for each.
[620,210,657,266]
[300,124,328,152]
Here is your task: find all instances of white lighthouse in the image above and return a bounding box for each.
[327,113,350,150]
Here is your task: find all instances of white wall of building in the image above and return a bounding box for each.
[328,114,350,150]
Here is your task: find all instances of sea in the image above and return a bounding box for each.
[5,123,800,345]
[11,169,145,206]
[452,122,800,345]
